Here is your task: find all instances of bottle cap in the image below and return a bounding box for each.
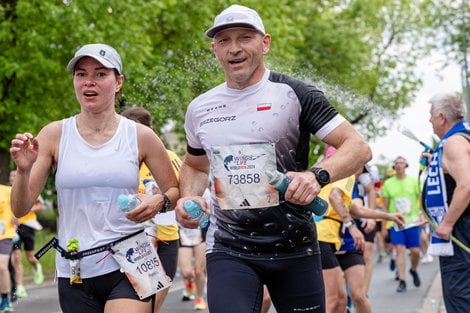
[117,194,129,206]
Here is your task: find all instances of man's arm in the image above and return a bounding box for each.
[285,121,371,207]
[383,197,390,213]
[175,153,210,228]
[437,136,470,239]
[320,121,372,182]
[329,187,365,250]
[364,182,377,210]
[350,199,405,226]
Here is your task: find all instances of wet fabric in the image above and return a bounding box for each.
[185,70,345,260]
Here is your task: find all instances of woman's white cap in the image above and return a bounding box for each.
[67,43,122,75]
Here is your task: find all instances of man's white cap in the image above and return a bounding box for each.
[67,43,122,75]
[205,4,265,38]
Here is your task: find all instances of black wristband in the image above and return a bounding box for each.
[160,194,171,213]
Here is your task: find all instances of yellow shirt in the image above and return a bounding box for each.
[0,185,16,240]
[139,150,182,241]
[316,175,355,249]
[19,211,37,224]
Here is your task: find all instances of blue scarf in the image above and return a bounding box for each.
[425,121,470,256]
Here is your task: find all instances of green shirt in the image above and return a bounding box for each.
[382,175,420,226]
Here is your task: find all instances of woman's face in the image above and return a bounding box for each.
[73,57,124,113]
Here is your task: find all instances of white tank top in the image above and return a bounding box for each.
[55,115,142,278]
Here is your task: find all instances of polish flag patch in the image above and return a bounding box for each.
[257,103,272,111]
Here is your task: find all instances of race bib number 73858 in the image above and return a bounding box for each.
[211,143,279,210]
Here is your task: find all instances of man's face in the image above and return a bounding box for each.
[211,28,271,89]
[393,159,407,174]
[429,105,444,138]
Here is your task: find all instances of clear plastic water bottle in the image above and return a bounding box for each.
[183,200,209,229]
[266,170,328,216]
[143,179,158,195]
[117,194,141,212]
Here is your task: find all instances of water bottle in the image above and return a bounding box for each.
[266,170,328,216]
[117,194,141,212]
[183,200,209,229]
[143,179,158,195]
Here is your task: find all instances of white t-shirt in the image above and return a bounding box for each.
[184,70,346,260]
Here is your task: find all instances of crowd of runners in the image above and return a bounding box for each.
[0,3,468,313]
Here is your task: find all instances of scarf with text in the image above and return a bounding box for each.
[425,121,470,256]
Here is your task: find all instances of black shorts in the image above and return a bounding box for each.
[13,224,36,251]
[58,270,152,313]
[157,239,179,280]
[375,221,383,233]
[319,241,339,269]
[385,229,391,243]
[357,219,377,243]
[206,252,325,313]
[335,250,365,271]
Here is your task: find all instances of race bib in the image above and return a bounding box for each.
[211,143,279,210]
[395,197,412,214]
[111,231,171,299]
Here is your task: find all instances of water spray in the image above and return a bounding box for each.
[398,126,434,173]
[398,126,433,151]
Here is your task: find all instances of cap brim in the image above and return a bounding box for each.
[67,54,118,73]
[206,23,261,38]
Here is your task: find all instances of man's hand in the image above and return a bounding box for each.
[175,196,209,229]
[361,218,376,233]
[435,222,453,240]
[348,224,365,251]
[389,213,406,227]
[283,171,321,206]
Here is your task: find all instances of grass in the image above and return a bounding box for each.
[21,229,56,278]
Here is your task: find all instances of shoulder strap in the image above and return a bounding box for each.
[455,131,470,142]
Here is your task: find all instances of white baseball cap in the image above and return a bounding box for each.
[67,43,123,75]
[205,5,265,38]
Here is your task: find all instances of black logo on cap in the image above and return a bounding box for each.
[99,50,106,56]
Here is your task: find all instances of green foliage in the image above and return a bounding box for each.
[0,0,449,170]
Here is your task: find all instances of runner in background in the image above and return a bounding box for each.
[383,156,423,293]
[121,107,182,313]
[9,170,45,300]
[354,164,379,293]
[0,179,17,312]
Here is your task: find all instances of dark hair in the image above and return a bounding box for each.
[121,107,153,128]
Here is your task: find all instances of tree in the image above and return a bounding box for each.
[0,0,449,182]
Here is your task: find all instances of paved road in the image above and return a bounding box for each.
[14,256,441,313]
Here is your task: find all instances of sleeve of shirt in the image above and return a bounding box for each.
[297,85,346,140]
[184,100,206,156]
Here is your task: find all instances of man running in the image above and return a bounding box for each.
[175,5,372,313]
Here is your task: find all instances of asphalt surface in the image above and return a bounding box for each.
[14,255,442,313]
